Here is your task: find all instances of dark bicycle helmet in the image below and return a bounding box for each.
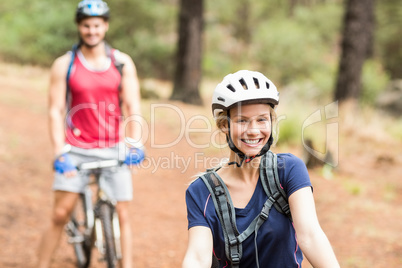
[75,0,110,23]
[212,70,280,166]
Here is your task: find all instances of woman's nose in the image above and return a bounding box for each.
[246,121,260,133]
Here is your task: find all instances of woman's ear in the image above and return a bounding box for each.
[216,113,229,134]
[221,119,229,134]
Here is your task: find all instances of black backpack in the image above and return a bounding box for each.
[199,151,292,268]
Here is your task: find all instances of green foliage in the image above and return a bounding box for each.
[255,3,342,85]
[386,117,402,141]
[252,19,328,84]
[0,0,398,93]
[274,108,305,146]
[0,0,177,77]
[276,116,301,145]
[0,1,76,65]
[361,60,390,105]
[204,2,343,89]
[107,0,177,78]
[376,0,402,79]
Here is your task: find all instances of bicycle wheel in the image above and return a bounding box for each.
[98,202,117,268]
[69,194,92,268]
[68,218,87,268]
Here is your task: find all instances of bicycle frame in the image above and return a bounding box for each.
[66,160,123,268]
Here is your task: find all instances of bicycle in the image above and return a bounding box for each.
[65,159,124,268]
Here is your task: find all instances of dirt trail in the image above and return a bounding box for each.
[0,62,401,267]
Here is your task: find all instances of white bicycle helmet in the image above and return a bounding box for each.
[76,0,110,23]
[212,70,279,119]
[212,70,280,166]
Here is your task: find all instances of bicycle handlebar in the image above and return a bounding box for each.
[78,159,124,170]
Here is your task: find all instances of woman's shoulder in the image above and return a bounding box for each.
[276,152,306,169]
[185,175,214,210]
[186,175,210,195]
[275,152,311,196]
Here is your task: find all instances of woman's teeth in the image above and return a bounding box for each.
[243,139,260,144]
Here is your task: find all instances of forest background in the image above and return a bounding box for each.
[1,0,401,104]
[0,0,402,267]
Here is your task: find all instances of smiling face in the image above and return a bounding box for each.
[226,103,272,157]
[77,17,109,48]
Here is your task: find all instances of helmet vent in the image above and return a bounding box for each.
[227,84,236,92]
[266,82,270,89]
[253,78,260,89]
[239,78,248,90]
[217,97,225,102]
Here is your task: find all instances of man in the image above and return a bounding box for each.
[37,1,144,267]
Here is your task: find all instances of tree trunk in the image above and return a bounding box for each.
[334,0,375,102]
[170,0,204,105]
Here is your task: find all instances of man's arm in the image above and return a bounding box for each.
[48,54,70,157]
[48,53,78,177]
[118,53,143,145]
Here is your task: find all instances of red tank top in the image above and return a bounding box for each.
[66,53,122,148]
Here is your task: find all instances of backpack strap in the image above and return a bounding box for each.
[201,172,242,267]
[104,43,124,107]
[66,44,79,103]
[65,44,79,130]
[260,151,292,220]
[104,43,124,89]
[200,170,283,268]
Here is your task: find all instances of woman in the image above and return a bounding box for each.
[183,70,340,268]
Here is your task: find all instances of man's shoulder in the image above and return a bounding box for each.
[112,50,137,76]
[50,52,72,76]
[112,50,132,64]
[53,52,72,68]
